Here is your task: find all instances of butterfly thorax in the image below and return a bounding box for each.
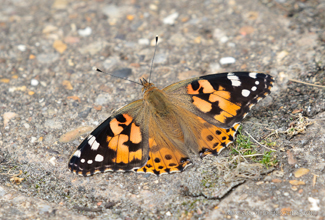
[140,78,171,116]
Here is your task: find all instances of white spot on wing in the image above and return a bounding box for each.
[252,86,257,91]
[80,159,85,163]
[255,81,259,85]
[88,135,100,150]
[87,160,93,164]
[227,72,241,87]
[88,135,95,145]
[242,89,250,97]
[249,72,257,79]
[91,140,100,150]
[74,150,81,158]
[95,154,104,162]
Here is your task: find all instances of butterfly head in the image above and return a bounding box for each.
[140,78,154,92]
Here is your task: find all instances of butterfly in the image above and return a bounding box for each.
[68,71,273,176]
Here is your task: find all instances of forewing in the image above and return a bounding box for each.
[68,100,149,176]
[164,72,274,128]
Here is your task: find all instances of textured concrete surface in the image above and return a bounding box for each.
[0,0,324,219]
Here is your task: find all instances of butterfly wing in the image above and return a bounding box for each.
[162,72,273,157]
[68,100,150,176]
[163,72,274,128]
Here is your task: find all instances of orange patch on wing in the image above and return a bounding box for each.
[106,136,112,143]
[129,149,142,161]
[186,84,199,94]
[110,118,124,135]
[209,94,240,116]
[212,90,231,100]
[116,134,129,164]
[108,136,118,152]
[122,114,133,125]
[192,96,212,113]
[197,117,239,156]
[149,137,157,147]
[130,123,142,144]
[110,114,133,135]
[187,79,214,94]
[136,138,190,175]
[198,80,214,93]
[214,111,233,123]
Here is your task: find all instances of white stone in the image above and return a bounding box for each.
[17,44,26,51]
[220,57,236,65]
[78,27,92,37]
[49,157,56,166]
[163,12,179,25]
[31,79,39,86]
[24,123,30,129]
[138,38,149,45]
[308,197,320,211]
[31,137,37,143]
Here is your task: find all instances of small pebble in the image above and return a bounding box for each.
[36,53,59,64]
[23,123,30,129]
[220,57,236,65]
[17,44,26,51]
[38,204,52,214]
[49,157,56,166]
[31,79,39,86]
[102,4,121,18]
[149,4,157,11]
[31,137,37,143]
[308,197,320,211]
[112,68,132,78]
[138,38,150,45]
[220,36,229,43]
[78,27,92,37]
[40,81,47,87]
[78,107,92,118]
[163,12,179,25]
[103,57,118,70]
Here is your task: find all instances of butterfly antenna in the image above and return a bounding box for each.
[149,35,158,84]
[96,68,141,85]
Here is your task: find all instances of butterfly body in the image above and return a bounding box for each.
[69,72,273,176]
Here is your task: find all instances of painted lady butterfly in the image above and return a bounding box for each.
[68,69,273,176]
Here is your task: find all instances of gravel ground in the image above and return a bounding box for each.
[1,0,325,219]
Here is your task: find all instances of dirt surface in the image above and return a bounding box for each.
[1,0,325,219]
